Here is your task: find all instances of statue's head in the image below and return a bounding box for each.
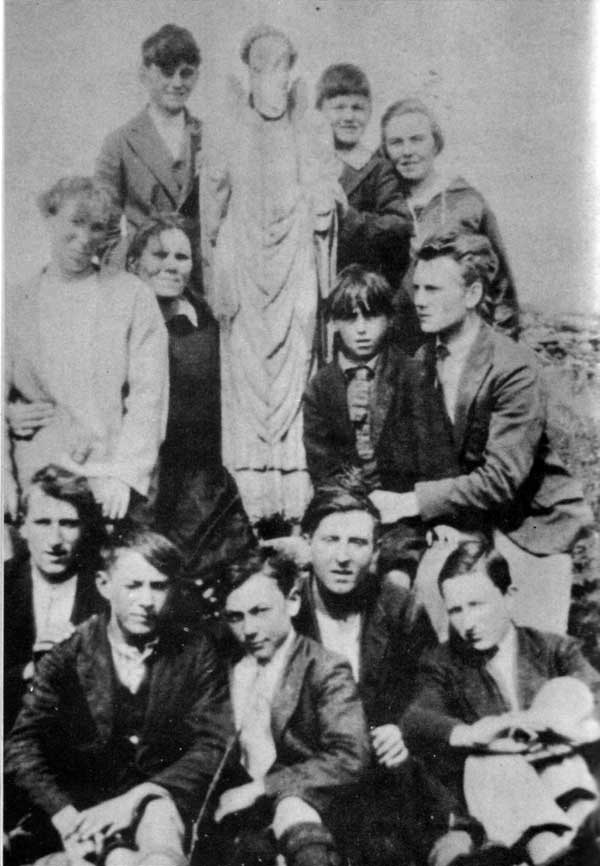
[241,25,297,119]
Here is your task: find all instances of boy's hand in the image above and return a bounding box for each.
[369,490,419,523]
[214,781,265,823]
[371,724,409,768]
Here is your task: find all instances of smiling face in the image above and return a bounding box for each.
[320,94,371,149]
[48,196,108,278]
[248,36,292,118]
[141,62,199,115]
[224,572,298,663]
[21,488,82,580]
[335,309,389,361]
[136,227,192,299]
[310,510,376,596]
[98,550,172,644]
[383,111,438,185]
[442,570,514,652]
[413,255,481,337]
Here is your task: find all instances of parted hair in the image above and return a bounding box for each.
[438,536,512,595]
[417,229,499,292]
[301,473,381,538]
[315,63,371,108]
[103,526,184,582]
[220,548,301,603]
[381,97,444,155]
[22,465,108,572]
[37,176,117,223]
[141,24,201,72]
[327,264,395,321]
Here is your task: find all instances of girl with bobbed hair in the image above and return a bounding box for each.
[126,215,253,584]
[381,98,519,338]
[5,176,168,522]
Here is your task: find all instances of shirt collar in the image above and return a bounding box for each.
[31,564,78,595]
[107,629,159,662]
[147,103,186,133]
[436,317,481,360]
[337,350,380,373]
[164,296,198,326]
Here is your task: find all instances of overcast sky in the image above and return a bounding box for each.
[5,0,599,313]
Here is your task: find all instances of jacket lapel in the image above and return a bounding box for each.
[515,628,546,710]
[270,634,308,742]
[329,364,354,440]
[340,153,378,198]
[125,110,181,206]
[452,324,494,451]
[75,616,115,742]
[371,346,396,449]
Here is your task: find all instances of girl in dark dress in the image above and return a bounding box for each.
[127,216,253,598]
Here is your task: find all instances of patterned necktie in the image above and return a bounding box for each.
[345,366,375,461]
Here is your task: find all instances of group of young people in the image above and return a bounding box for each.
[3,20,599,866]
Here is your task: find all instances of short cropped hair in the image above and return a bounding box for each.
[416,230,499,292]
[438,537,512,595]
[315,63,371,108]
[220,548,300,604]
[327,264,395,321]
[37,176,117,224]
[103,526,184,582]
[240,25,297,69]
[142,24,200,72]
[126,214,196,275]
[381,97,444,155]
[301,476,381,538]
[22,465,107,572]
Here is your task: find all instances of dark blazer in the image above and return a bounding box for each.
[303,343,458,492]
[95,108,201,233]
[3,556,106,731]
[227,633,369,816]
[338,152,421,353]
[5,614,233,824]
[294,575,436,728]
[413,323,592,554]
[402,626,600,797]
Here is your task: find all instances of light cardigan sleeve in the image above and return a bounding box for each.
[110,280,169,495]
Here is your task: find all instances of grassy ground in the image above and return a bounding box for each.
[521,307,600,667]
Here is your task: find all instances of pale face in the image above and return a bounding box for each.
[320,94,371,149]
[413,256,481,337]
[383,112,437,185]
[141,62,199,115]
[310,510,376,596]
[249,36,291,119]
[335,310,389,361]
[442,571,514,652]
[98,551,172,644]
[136,228,192,299]
[224,572,298,663]
[21,489,82,580]
[48,197,108,278]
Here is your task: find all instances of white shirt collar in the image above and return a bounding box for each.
[164,296,198,326]
[436,316,481,358]
[337,350,380,373]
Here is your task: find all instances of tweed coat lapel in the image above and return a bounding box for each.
[125,110,183,207]
[75,616,116,742]
[370,346,397,450]
[515,627,546,710]
[270,633,310,742]
[452,323,494,452]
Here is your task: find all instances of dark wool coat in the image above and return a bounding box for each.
[402,626,600,800]
[4,556,106,731]
[223,633,370,818]
[413,323,592,554]
[294,574,436,727]
[338,152,421,354]
[303,342,458,492]
[5,614,233,824]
